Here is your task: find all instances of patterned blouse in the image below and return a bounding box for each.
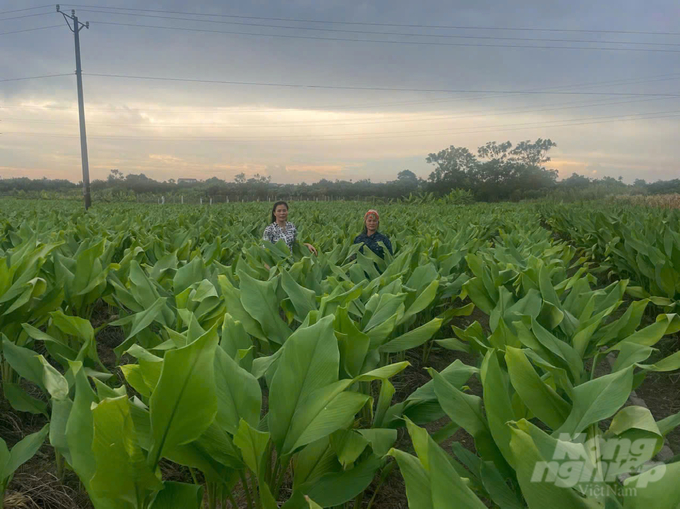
[263,221,297,251]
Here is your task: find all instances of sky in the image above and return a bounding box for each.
[1,0,679,185]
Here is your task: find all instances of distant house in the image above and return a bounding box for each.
[177,178,198,184]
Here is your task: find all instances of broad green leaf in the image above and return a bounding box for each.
[335,305,370,378]
[399,279,439,325]
[530,318,583,382]
[238,270,292,344]
[214,347,261,434]
[430,368,488,438]
[1,337,45,390]
[65,363,100,495]
[557,366,634,437]
[387,449,433,509]
[330,429,369,468]
[479,461,524,509]
[293,437,338,489]
[303,455,383,507]
[50,309,94,343]
[480,350,517,469]
[3,382,47,415]
[283,380,369,454]
[220,313,252,359]
[217,275,267,343]
[463,277,495,315]
[233,419,270,475]
[612,343,655,372]
[374,378,395,428]
[636,350,680,372]
[657,410,680,437]
[355,361,409,381]
[435,337,471,353]
[281,268,317,323]
[622,461,680,508]
[429,433,488,509]
[49,398,73,465]
[380,318,442,353]
[366,312,400,347]
[305,496,323,509]
[617,314,680,348]
[5,424,49,477]
[509,420,601,509]
[505,346,571,430]
[38,356,68,400]
[174,256,204,295]
[0,438,10,481]
[269,316,338,452]
[150,482,204,509]
[163,422,242,480]
[91,396,162,507]
[357,429,397,457]
[118,296,167,345]
[148,323,219,467]
[363,293,406,331]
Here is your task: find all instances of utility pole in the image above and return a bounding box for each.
[57,5,91,210]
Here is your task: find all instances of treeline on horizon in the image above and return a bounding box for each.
[2,138,678,203]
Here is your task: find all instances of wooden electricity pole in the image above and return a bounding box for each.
[57,5,91,210]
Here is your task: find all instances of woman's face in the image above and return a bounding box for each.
[275,204,288,222]
[365,214,378,233]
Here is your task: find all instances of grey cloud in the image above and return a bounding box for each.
[2,0,679,183]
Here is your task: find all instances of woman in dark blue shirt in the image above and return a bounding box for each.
[353,209,393,258]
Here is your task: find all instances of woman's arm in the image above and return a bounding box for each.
[303,242,318,255]
[291,223,317,255]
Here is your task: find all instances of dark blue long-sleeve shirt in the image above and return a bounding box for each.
[353,231,393,259]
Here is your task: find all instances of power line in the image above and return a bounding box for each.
[252,110,680,141]
[0,4,53,15]
[81,72,680,97]
[4,97,675,129]
[5,110,679,142]
[0,73,72,83]
[4,72,679,114]
[87,20,680,53]
[74,8,680,48]
[0,11,54,21]
[0,24,63,36]
[60,4,680,36]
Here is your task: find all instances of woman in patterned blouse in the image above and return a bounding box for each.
[262,201,317,255]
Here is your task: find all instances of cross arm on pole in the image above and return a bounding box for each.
[56,4,92,210]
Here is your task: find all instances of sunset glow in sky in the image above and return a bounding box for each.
[2,0,679,184]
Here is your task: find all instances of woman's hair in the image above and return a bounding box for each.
[271,200,289,223]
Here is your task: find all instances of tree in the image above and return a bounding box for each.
[397,169,418,182]
[561,173,592,188]
[108,169,124,182]
[477,141,512,161]
[234,173,246,184]
[508,139,556,166]
[426,139,558,200]
[426,145,477,192]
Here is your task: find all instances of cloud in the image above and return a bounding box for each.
[2,0,679,184]
[550,159,588,179]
